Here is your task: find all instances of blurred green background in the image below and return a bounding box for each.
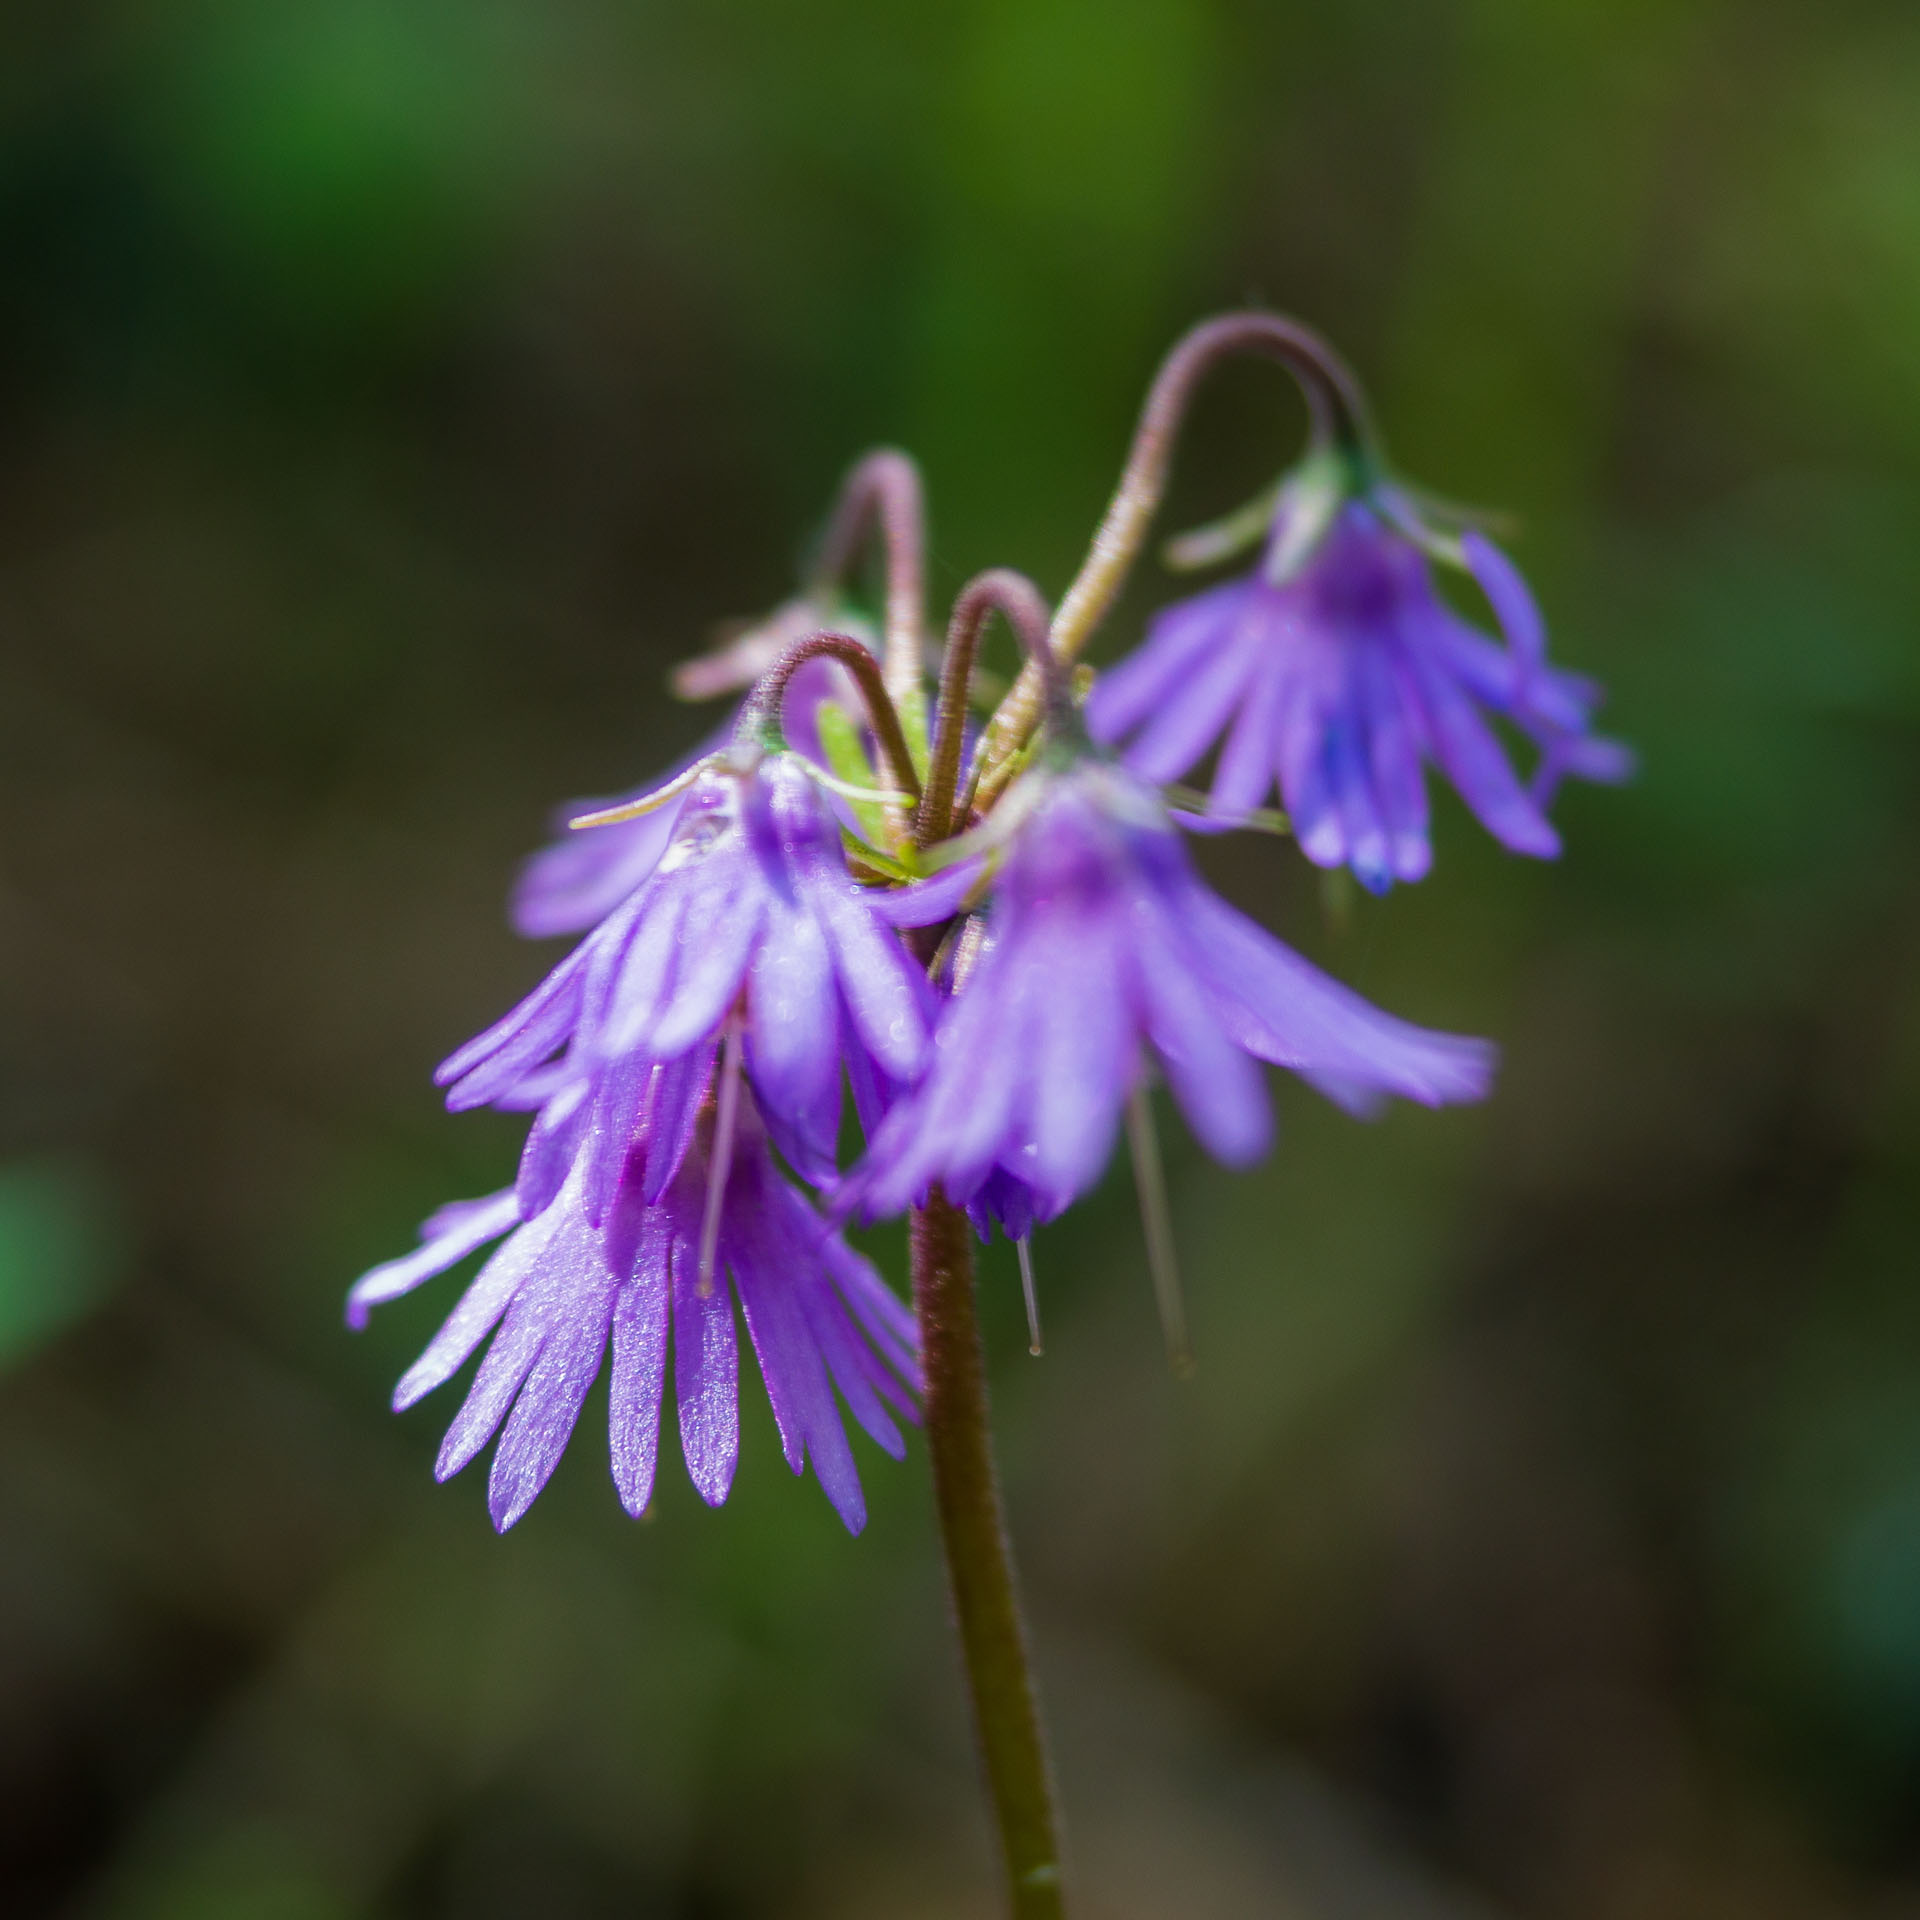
[3,1,1919,1914]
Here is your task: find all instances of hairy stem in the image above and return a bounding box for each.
[810,448,928,713]
[975,311,1371,805]
[918,569,1054,847]
[742,631,924,809]
[912,1191,1066,1917]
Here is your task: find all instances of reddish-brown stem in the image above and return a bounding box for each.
[810,448,928,712]
[917,570,1056,849]
[740,632,923,809]
[975,312,1371,803]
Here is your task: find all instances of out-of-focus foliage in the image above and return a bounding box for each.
[2,2,1919,1914]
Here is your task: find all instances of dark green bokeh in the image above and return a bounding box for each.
[3,2,1919,1914]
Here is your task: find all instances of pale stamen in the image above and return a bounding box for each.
[568,756,716,831]
[1017,1238,1043,1357]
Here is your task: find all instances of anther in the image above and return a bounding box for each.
[569,757,717,831]
[1017,1238,1043,1357]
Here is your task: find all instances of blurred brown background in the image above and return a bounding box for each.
[3,2,1919,1915]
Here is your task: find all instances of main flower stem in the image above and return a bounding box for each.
[911,1191,1066,1916]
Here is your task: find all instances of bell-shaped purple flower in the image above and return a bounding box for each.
[848,759,1496,1227]
[347,1084,918,1534]
[834,911,1046,1246]
[510,757,702,942]
[1087,499,1631,892]
[512,616,877,940]
[441,753,934,1192]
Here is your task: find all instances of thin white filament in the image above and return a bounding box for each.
[568,756,715,831]
[803,763,917,808]
[1126,1082,1194,1379]
[1017,1238,1043,1357]
[697,1021,745,1299]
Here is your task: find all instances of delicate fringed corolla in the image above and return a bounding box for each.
[350,736,935,1530]
[447,753,934,1193]
[848,754,1496,1228]
[841,894,1049,1246]
[1087,456,1632,893]
[347,1077,917,1534]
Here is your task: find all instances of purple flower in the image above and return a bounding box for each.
[443,753,934,1192]
[513,615,878,940]
[1087,499,1631,892]
[848,759,1495,1226]
[510,756,702,942]
[347,1082,918,1534]
[835,906,1045,1245]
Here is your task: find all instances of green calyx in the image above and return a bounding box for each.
[1160,440,1377,586]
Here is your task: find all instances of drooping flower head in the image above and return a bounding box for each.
[445,746,933,1194]
[347,1073,917,1534]
[840,892,1048,1246]
[342,323,1624,1920]
[351,619,936,1532]
[1087,438,1632,894]
[850,746,1495,1229]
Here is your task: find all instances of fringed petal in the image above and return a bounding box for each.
[608,1213,672,1518]
[671,1224,739,1508]
[346,1189,520,1330]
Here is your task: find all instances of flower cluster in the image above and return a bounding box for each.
[350,315,1625,1533]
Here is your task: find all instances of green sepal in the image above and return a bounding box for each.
[1160,784,1291,836]
[815,699,895,849]
[897,680,932,781]
[842,830,919,885]
[1161,476,1287,571]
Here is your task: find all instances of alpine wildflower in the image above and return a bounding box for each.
[1088,483,1631,892]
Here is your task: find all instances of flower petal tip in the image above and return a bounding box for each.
[822,1482,868,1534]
[489,1501,525,1535]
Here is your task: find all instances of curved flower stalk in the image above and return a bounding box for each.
[512,449,929,940]
[347,1081,917,1534]
[666,448,926,710]
[1087,486,1633,892]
